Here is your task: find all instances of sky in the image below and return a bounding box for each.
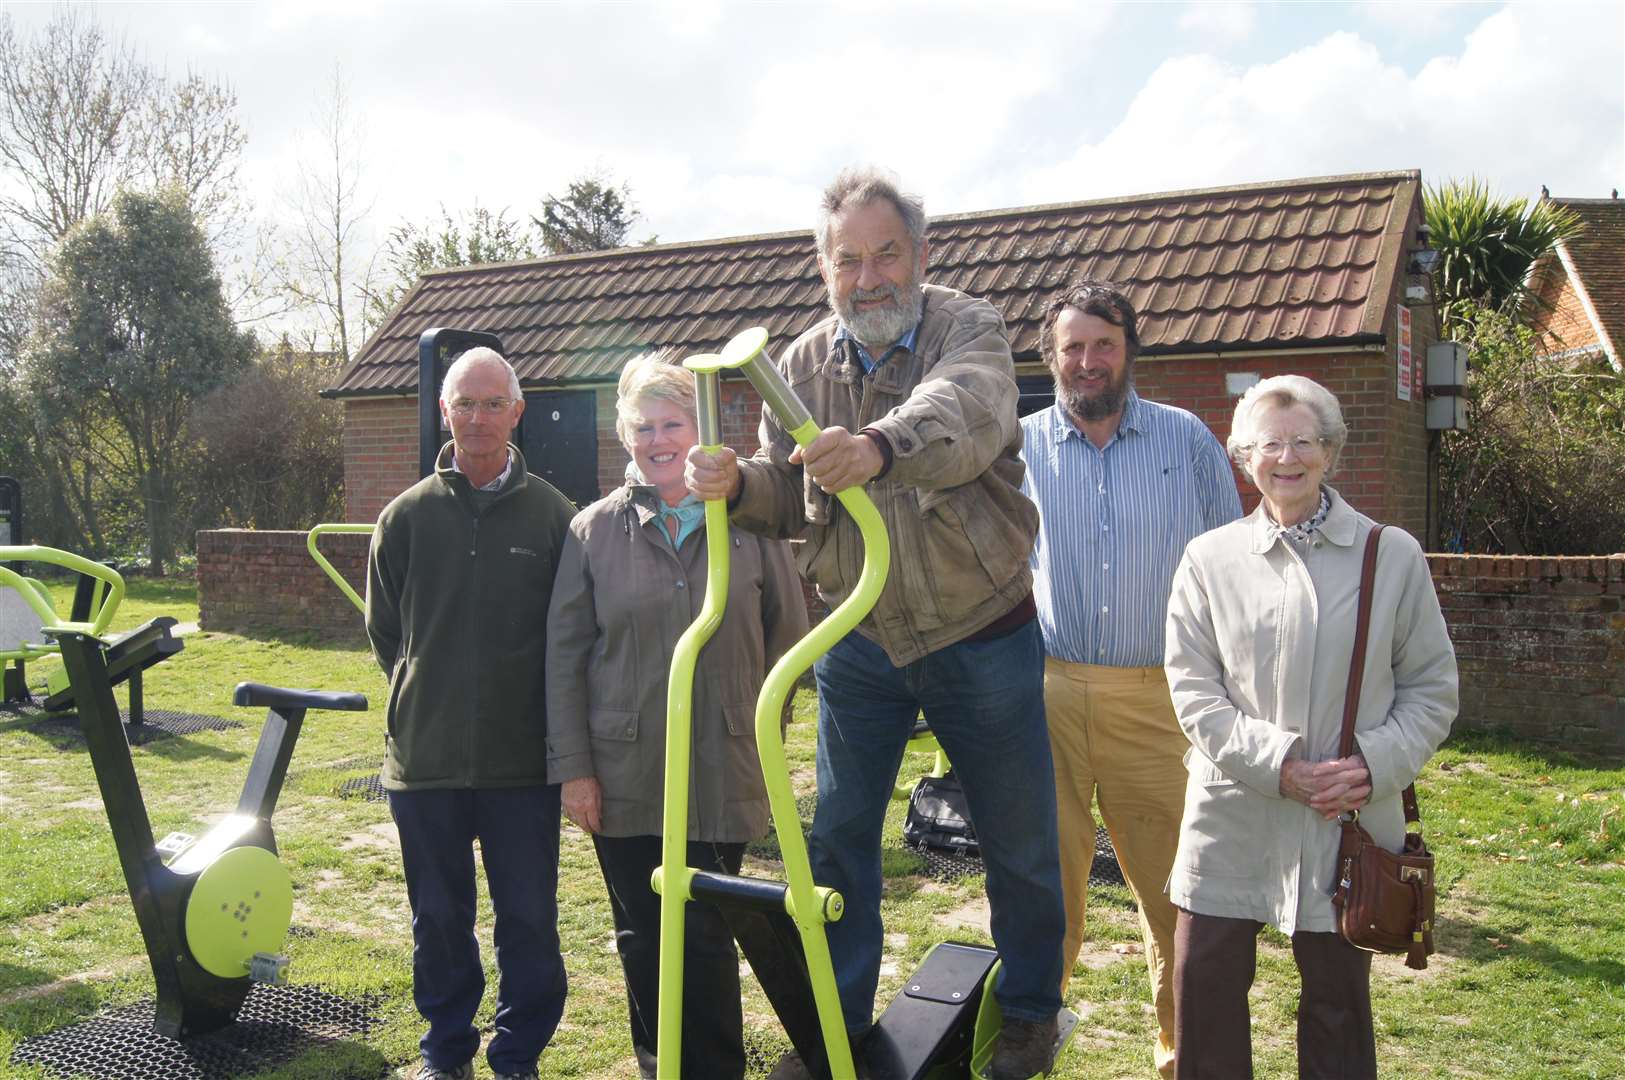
[5,0,1623,280]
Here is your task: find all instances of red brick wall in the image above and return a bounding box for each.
[196,529,370,640]
[342,396,419,524]
[1432,554,1625,757]
[1135,345,1431,542]
[1529,263,1602,356]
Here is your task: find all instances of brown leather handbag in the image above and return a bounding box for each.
[1329,525,1437,970]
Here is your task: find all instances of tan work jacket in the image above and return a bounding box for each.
[732,284,1038,666]
[545,485,807,841]
[1163,488,1458,933]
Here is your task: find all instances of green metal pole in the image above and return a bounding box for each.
[715,328,893,1080]
[305,523,375,614]
[653,354,732,1076]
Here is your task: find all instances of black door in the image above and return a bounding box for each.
[521,390,599,509]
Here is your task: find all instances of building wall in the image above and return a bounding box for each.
[344,342,1435,542]
[342,396,419,524]
[1529,263,1602,357]
[1133,344,1430,542]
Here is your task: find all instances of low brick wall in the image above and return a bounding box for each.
[197,529,369,640]
[1429,554,1625,757]
[196,530,1625,757]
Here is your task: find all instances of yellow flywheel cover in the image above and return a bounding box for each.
[183,845,293,979]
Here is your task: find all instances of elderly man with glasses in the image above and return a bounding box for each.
[366,347,577,1080]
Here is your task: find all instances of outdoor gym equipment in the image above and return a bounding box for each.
[307,522,373,614]
[0,545,183,716]
[49,627,367,1038]
[653,328,1076,1080]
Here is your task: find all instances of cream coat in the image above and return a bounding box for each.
[544,485,807,841]
[1163,488,1458,933]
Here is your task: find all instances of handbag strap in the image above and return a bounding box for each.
[1337,524,1422,828]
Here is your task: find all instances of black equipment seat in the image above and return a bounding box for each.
[233,683,368,712]
[41,616,183,713]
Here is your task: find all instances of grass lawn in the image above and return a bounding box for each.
[1,577,1622,1078]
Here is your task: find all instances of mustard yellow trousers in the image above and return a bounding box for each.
[1045,657,1187,1079]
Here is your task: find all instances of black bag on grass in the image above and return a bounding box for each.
[903,770,979,855]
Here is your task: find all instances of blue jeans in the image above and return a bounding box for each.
[388,784,567,1074]
[810,620,1065,1031]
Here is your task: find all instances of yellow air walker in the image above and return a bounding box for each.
[652,329,1077,1079]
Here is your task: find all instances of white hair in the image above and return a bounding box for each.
[441,346,520,402]
[1227,374,1348,482]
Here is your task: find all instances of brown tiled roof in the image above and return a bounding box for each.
[330,170,1420,396]
[1551,196,1625,367]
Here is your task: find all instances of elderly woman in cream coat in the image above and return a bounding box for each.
[1163,374,1457,1079]
[546,351,806,1080]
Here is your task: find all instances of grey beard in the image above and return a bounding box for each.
[1057,370,1132,422]
[833,281,924,352]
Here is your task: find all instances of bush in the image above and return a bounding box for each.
[185,345,345,533]
[1439,303,1625,554]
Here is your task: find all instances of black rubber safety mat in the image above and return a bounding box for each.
[9,983,383,1080]
[29,708,240,745]
[907,825,1127,888]
[336,772,387,802]
[743,1023,795,1079]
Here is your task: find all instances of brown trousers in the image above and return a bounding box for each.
[1174,909,1375,1079]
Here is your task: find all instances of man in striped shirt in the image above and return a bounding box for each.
[1019,281,1241,1078]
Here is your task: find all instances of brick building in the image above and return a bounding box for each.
[1526,194,1624,371]
[326,170,1443,540]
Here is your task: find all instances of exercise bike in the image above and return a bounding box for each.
[652,329,1077,1079]
[50,628,366,1037]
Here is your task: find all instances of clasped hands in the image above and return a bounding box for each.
[1280,753,1371,821]
[685,426,884,500]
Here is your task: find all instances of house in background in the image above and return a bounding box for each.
[325,169,1442,540]
[1527,195,1625,371]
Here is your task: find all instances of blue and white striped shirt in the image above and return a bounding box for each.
[1020,392,1242,667]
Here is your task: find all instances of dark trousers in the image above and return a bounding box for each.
[592,833,747,1080]
[1174,909,1375,1080]
[388,785,567,1075]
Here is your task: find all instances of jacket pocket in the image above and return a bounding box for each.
[722,700,756,738]
[588,707,639,743]
[1180,755,1263,877]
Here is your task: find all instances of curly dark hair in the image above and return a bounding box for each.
[1038,280,1141,368]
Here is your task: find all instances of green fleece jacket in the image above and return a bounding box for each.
[366,443,576,790]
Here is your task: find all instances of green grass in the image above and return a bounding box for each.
[2,578,1622,1077]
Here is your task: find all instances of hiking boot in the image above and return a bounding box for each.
[492,1070,539,1080]
[405,1061,472,1080]
[984,1014,1059,1079]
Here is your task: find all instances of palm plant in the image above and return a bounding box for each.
[1423,178,1583,335]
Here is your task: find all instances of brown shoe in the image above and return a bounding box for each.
[985,1014,1059,1080]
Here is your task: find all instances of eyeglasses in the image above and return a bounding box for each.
[1249,435,1324,459]
[447,397,515,417]
[829,249,904,275]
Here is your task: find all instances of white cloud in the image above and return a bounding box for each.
[1178,2,1258,46]
[1025,4,1624,206]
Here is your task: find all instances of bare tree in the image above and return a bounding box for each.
[0,9,148,266]
[279,65,377,363]
[0,10,246,268]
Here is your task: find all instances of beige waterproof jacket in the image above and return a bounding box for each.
[545,484,807,841]
[1163,488,1458,933]
[732,284,1038,666]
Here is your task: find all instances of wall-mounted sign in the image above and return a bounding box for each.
[1396,304,1413,402]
